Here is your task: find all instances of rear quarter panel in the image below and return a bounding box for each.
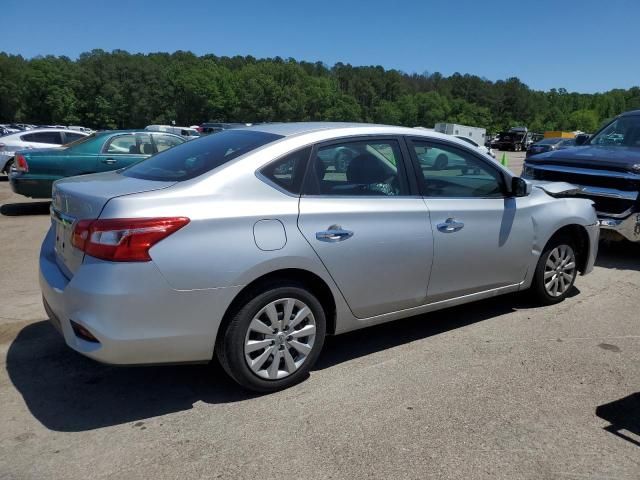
[26,151,99,176]
[101,175,329,284]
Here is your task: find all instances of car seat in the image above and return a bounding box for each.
[346,153,388,184]
[434,153,449,170]
[345,153,395,195]
[624,127,640,146]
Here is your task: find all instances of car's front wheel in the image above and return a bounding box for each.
[530,236,578,305]
[216,283,326,392]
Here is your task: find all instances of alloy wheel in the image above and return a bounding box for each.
[244,298,317,380]
[544,245,576,297]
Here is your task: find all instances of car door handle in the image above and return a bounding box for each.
[437,218,464,233]
[316,226,354,242]
[101,158,117,165]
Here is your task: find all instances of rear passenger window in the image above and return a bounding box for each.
[21,131,63,144]
[64,132,85,144]
[260,147,311,194]
[305,139,407,196]
[106,135,137,154]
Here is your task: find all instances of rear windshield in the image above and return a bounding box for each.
[122,130,283,181]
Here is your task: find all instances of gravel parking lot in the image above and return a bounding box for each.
[0,151,639,480]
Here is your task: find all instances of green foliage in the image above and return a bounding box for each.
[567,109,599,132]
[0,50,637,133]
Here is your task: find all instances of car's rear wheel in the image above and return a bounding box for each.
[530,236,578,305]
[216,283,326,392]
[3,159,13,175]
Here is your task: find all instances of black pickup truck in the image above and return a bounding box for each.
[492,127,535,152]
[522,109,640,242]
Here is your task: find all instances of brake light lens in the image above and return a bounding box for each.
[15,153,28,172]
[72,217,190,262]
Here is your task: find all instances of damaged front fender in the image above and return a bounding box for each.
[527,180,581,198]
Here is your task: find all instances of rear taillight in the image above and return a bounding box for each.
[15,153,28,172]
[72,217,190,262]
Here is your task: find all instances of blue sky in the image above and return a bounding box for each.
[2,0,637,93]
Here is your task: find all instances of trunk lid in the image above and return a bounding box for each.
[51,171,176,277]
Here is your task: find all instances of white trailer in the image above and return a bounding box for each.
[434,123,486,144]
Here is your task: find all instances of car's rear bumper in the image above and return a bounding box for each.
[39,225,242,365]
[598,212,640,242]
[9,173,56,198]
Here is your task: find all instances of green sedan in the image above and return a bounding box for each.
[9,130,185,198]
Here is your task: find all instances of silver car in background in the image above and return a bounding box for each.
[40,123,599,391]
[454,134,496,158]
[0,128,89,174]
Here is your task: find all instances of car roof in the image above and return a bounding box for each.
[620,110,640,117]
[0,128,89,139]
[95,129,183,137]
[241,122,454,139]
[236,122,501,162]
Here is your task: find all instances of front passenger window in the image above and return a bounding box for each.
[412,141,505,198]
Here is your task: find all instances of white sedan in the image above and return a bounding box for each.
[454,135,495,158]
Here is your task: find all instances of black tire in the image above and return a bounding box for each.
[3,159,13,175]
[530,235,578,305]
[216,282,326,392]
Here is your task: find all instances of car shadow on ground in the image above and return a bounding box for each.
[595,240,640,272]
[315,291,562,370]
[596,392,640,447]
[7,292,546,432]
[0,201,50,216]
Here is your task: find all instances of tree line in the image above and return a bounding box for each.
[1,49,639,133]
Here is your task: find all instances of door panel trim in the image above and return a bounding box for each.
[335,281,523,334]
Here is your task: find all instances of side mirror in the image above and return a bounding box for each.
[511,177,532,197]
[575,134,590,146]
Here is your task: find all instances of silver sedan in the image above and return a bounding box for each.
[40,123,599,391]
